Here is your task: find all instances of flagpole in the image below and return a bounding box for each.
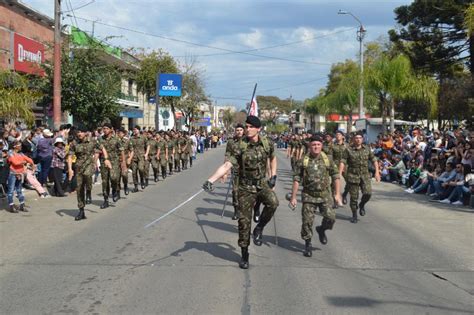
[247,83,258,115]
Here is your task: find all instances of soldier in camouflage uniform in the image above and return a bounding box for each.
[117,128,132,195]
[340,131,380,223]
[173,132,182,172]
[98,123,126,209]
[224,123,245,220]
[157,133,168,179]
[166,133,175,175]
[290,134,341,257]
[179,133,189,170]
[203,116,279,269]
[323,133,334,159]
[67,126,100,221]
[146,131,160,182]
[129,126,150,192]
[187,135,194,168]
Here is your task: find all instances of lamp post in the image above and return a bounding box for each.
[338,10,366,119]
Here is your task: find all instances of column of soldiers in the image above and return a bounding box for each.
[203,123,380,269]
[67,124,194,222]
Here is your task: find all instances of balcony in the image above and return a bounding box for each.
[117,92,139,108]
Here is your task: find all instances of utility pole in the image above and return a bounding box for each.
[53,0,62,129]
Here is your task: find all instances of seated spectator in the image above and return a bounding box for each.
[25,162,50,198]
[388,155,406,184]
[405,165,432,194]
[439,164,469,204]
[406,160,421,187]
[428,162,458,200]
[460,142,473,169]
[6,141,34,213]
[379,154,392,182]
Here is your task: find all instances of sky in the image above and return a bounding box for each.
[23,0,412,108]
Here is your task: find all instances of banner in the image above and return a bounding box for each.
[249,97,259,117]
[13,33,45,75]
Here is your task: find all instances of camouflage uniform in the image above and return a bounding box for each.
[290,139,299,171]
[69,138,99,209]
[130,134,148,186]
[178,136,188,169]
[147,137,159,180]
[341,145,377,215]
[99,134,123,199]
[157,139,168,178]
[227,137,279,248]
[174,136,181,171]
[323,140,334,159]
[120,136,132,190]
[293,153,339,240]
[225,136,242,210]
[167,139,175,174]
[187,137,194,167]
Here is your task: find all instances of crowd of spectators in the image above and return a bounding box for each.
[371,127,473,207]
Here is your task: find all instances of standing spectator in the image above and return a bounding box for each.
[51,137,67,197]
[6,141,34,212]
[21,131,36,159]
[36,129,54,186]
[0,142,9,198]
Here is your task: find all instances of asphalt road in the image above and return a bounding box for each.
[1,146,473,315]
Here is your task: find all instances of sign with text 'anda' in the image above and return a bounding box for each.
[157,73,182,97]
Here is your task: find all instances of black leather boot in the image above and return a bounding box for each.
[350,212,358,223]
[75,208,86,221]
[124,183,129,195]
[342,191,348,205]
[303,239,312,257]
[253,201,261,223]
[162,166,167,179]
[154,171,158,182]
[232,208,239,220]
[189,157,193,167]
[141,179,146,190]
[253,225,263,246]
[132,184,139,193]
[145,178,149,187]
[359,194,371,216]
[112,190,120,202]
[239,247,249,269]
[316,225,327,245]
[100,198,109,209]
[86,190,92,204]
[169,164,173,175]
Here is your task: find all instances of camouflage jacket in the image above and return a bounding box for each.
[332,142,347,165]
[99,135,123,162]
[69,138,99,176]
[148,138,159,156]
[293,153,339,204]
[341,144,377,183]
[130,134,148,159]
[157,140,167,158]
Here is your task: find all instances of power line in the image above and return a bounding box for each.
[174,27,357,58]
[71,15,332,66]
[62,0,95,13]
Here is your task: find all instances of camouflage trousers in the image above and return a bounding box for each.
[146,156,159,178]
[131,157,145,184]
[347,176,372,212]
[100,161,120,198]
[174,154,181,170]
[301,202,335,240]
[77,172,92,209]
[232,175,239,208]
[121,163,129,188]
[181,153,189,168]
[237,184,279,247]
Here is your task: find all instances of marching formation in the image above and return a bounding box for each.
[203,116,380,269]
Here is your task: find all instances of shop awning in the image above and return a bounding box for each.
[120,108,143,118]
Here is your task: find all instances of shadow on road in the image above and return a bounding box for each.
[55,208,98,217]
[170,241,240,263]
[195,206,233,219]
[325,296,472,314]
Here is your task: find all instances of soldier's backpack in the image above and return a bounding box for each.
[302,152,330,169]
[239,136,272,156]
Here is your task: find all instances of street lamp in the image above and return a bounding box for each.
[338,10,366,119]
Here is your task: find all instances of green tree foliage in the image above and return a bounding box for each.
[0,71,41,126]
[389,0,472,76]
[221,108,234,130]
[58,49,121,129]
[265,124,289,134]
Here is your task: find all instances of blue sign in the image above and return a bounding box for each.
[195,117,211,127]
[158,73,182,97]
[148,97,156,104]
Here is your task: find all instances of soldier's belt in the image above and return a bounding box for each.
[240,178,265,186]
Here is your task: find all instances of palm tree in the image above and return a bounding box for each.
[365,54,438,132]
[0,71,40,126]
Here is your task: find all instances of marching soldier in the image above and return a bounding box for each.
[289,134,341,257]
[187,134,194,168]
[173,132,181,172]
[146,131,160,182]
[340,131,380,223]
[166,133,175,175]
[98,123,126,209]
[117,128,132,195]
[179,133,189,170]
[323,132,334,159]
[129,126,150,192]
[224,123,245,220]
[157,132,168,179]
[68,126,100,221]
[202,116,279,269]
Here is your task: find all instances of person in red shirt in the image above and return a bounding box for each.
[6,141,34,213]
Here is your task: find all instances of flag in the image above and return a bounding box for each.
[249,97,259,117]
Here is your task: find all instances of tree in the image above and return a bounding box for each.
[0,71,41,126]
[57,48,121,129]
[389,0,473,77]
[222,108,234,130]
[304,89,329,131]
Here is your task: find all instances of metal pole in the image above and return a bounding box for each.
[247,83,258,115]
[155,74,160,130]
[53,0,62,129]
[358,26,365,119]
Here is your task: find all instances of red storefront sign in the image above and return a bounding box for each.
[13,33,45,75]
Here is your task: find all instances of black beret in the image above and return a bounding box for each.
[134,125,141,130]
[245,115,261,128]
[335,130,345,136]
[235,123,245,129]
[354,131,364,137]
[102,123,113,129]
[310,134,324,143]
[118,128,127,133]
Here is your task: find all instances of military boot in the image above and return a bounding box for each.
[145,177,149,187]
[141,179,146,190]
[168,164,173,175]
[350,212,358,223]
[112,190,120,202]
[315,225,327,245]
[232,208,239,220]
[303,239,312,257]
[342,191,348,205]
[124,183,129,195]
[252,225,263,246]
[162,166,167,179]
[85,190,92,204]
[253,202,261,223]
[359,194,371,216]
[100,198,109,209]
[154,170,158,182]
[189,157,193,167]
[239,247,249,269]
[75,208,86,221]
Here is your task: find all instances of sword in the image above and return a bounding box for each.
[221,174,233,218]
